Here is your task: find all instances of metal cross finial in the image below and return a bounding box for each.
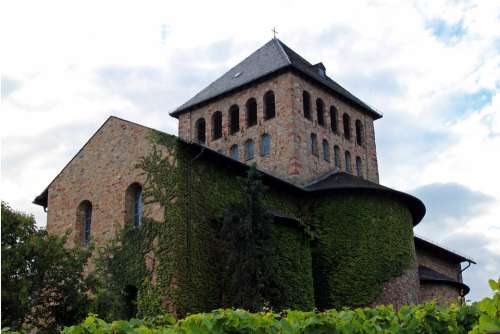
[272,27,278,39]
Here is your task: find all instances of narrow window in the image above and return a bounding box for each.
[230,144,239,160]
[356,157,363,177]
[229,105,240,134]
[261,133,270,156]
[322,139,330,161]
[125,183,143,228]
[355,119,364,145]
[330,106,338,133]
[77,200,92,246]
[246,98,257,127]
[334,145,341,168]
[316,98,325,126]
[345,150,352,173]
[133,185,143,228]
[263,90,275,120]
[310,133,318,156]
[343,113,351,140]
[212,111,222,140]
[245,139,254,160]
[195,118,206,144]
[303,91,311,120]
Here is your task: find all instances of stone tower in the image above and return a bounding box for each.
[171,39,381,186]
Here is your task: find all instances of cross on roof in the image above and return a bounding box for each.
[272,27,278,39]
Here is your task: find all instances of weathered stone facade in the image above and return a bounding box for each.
[46,117,164,247]
[178,72,379,186]
[416,246,462,281]
[419,283,462,305]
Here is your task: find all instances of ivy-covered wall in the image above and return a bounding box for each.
[308,193,415,309]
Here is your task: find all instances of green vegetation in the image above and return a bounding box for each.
[1,202,93,333]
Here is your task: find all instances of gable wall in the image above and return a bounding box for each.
[46,117,164,247]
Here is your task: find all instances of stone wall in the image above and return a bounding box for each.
[419,283,461,305]
[416,247,462,281]
[371,265,420,309]
[46,117,164,248]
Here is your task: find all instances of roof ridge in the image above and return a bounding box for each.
[274,39,291,64]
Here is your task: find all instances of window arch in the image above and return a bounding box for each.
[76,200,92,246]
[355,119,364,145]
[316,98,325,126]
[263,90,276,120]
[261,133,270,156]
[310,133,318,156]
[330,106,338,133]
[322,139,330,161]
[303,91,311,120]
[334,145,341,168]
[343,113,351,139]
[229,105,240,134]
[345,150,352,173]
[246,98,257,127]
[356,157,363,177]
[212,111,222,140]
[230,144,239,160]
[245,139,255,160]
[195,118,206,144]
[125,183,143,228]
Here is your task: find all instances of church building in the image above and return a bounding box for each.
[34,39,474,316]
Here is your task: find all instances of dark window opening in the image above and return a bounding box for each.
[245,139,254,160]
[263,91,275,120]
[303,91,311,120]
[246,98,257,127]
[316,98,325,126]
[322,139,330,161]
[261,134,270,156]
[195,118,206,144]
[345,150,352,173]
[212,111,222,140]
[230,144,239,160]
[77,200,92,246]
[355,119,364,145]
[126,183,143,228]
[229,105,240,134]
[330,106,338,133]
[343,113,351,140]
[356,156,363,177]
[124,285,138,319]
[334,145,341,168]
[310,133,318,156]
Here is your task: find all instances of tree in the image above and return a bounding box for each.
[1,202,93,333]
[219,166,276,311]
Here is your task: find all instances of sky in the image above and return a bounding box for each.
[1,0,499,301]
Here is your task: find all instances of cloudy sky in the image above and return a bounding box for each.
[2,0,499,300]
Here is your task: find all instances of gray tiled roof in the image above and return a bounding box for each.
[170,39,382,119]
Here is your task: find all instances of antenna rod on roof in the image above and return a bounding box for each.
[272,27,278,39]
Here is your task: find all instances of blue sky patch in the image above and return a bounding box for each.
[426,18,467,44]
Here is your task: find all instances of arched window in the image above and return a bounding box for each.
[261,133,270,156]
[246,98,257,127]
[334,145,341,168]
[355,119,364,145]
[345,150,352,173]
[330,106,338,133]
[212,111,222,140]
[343,113,351,140]
[230,144,239,160]
[245,139,254,160]
[356,157,363,177]
[316,98,325,126]
[76,200,92,246]
[195,118,206,144]
[303,91,311,120]
[310,133,318,156]
[125,183,143,228]
[263,90,275,120]
[322,139,330,161]
[229,105,240,134]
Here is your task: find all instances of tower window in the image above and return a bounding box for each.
[303,91,311,120]
[322,139,330,161]
[195,118,206,144]
[355,119,364,145]
[316,98,325,126]
[343,113,351,140]
[229,105,240,134]
[334,145,341,168]
[356,157,363,177]
[212,111,222,140]
[261,133,270,156]
[77,200,92,246]
[245,139,254,160]
[330,106,338,133]
[246,98,257,127]
[263,91,275,120]
[345,150,352,173]
[230,144,239,160]
[310,133,318,156]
